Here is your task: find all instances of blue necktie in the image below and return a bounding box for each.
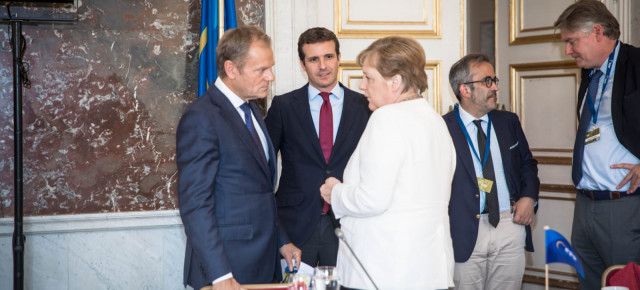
[572,70,603,186]
[240,103,267,162]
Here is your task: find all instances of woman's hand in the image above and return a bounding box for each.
[320,177,341,204]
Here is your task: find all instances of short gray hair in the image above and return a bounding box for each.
[553,0,620,40]
[449,54,491,101]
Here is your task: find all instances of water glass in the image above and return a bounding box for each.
[313,266,340,290]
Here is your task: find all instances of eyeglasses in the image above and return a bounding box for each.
[462,76,499,88]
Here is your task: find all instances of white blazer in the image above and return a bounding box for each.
[331,99,456,290]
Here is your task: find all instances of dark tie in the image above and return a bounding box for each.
[319,92,333,214]
[473,120,499,228]
[240,103,267,163]
[572,70,603,186]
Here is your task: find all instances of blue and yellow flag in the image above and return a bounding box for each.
[198,0,238,97]
[545,227,585,277]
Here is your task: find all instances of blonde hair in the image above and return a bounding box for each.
[356,36,428,94]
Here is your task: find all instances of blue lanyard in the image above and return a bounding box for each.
[454,104,492,170]
[586,41,617,125]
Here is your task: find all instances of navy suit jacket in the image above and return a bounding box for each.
[443,109,539,263]
[265,83,370,246]
[176,85,288,288]
[577,42,640,159]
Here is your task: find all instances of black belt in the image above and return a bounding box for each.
[578,188,640,200]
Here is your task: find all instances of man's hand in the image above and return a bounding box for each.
[512,197,535,226]
[207,278,246,290]
[611,163,640,193]
[279,243,301,272]
[320,177,341,204]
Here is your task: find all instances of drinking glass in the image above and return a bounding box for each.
[312,266,340,290]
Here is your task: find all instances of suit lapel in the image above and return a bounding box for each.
[250,101,277,187]
[209,88,272,181]
[333,87,357,157]
[611,43,630,118]
[491,113,513,182]
[448,116,479,188]
[294,86,326,164]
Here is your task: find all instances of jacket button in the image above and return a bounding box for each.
[475,194,480,198]
[476,214,481,219]
[325,170,331,175]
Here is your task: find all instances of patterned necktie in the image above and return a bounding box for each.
[572,70,603,186]
[473,120,499,228]
[319,92,333,214]
[240,103,267,163]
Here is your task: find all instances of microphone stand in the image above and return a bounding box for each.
[334,228,380,290]
[3,3,76,289]
[10,17,26,290]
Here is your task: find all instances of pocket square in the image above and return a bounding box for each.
[509,141,519,150]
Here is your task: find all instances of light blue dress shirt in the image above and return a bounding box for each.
[579,42,640,191]
[458,106,511,213]
[308,84,344,143]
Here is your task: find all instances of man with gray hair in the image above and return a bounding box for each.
[554,1,640,288]
[177,26,300,290]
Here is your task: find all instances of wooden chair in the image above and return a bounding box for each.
[602,264,626,288]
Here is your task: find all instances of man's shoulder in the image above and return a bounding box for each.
[274,84,308,100]
[341,83,364,98]
[189,88,227,112]
[491,109,519,121]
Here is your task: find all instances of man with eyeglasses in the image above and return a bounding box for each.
[555,1,640,289]
[443,54,540,290]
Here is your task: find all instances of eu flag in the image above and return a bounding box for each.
[198,0,238,97]
[545,227,585,277]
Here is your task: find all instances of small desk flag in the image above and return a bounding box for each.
[545,226,585,277]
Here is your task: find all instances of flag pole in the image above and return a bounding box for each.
[218,0,224,38]
[544,225,549,290]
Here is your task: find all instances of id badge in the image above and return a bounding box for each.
[585,127,600,145]
[477,177,493,193]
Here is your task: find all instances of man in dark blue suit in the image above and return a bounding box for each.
[443,54,539,290]
[176,26,300,290]
[265,27,370,267]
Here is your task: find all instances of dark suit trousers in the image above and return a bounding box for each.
[299,214,339,267]
[571,193,640,290]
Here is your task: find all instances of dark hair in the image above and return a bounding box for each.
[216,25,271,79]
[356,36,428,94]
[297,27,340,63]
[554,0,620,40]
[449,54,492,101]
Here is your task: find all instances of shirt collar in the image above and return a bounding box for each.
[215,77,247,108]
[308,83,344,101]
[597,41,620,73]
[458,105,489,126]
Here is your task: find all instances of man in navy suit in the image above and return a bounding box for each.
[555,1,640,288]
[176,26,300,290]
[443,54,539,290]
[265,27,370,267]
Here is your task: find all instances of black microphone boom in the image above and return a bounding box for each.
[334,228,380,290]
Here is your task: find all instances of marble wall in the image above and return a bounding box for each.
[0,0,265,217]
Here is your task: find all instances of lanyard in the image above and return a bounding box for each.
[586,41,617,125]
[454,104,492,170]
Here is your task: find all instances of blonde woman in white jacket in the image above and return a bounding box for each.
[320,36,456,290]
